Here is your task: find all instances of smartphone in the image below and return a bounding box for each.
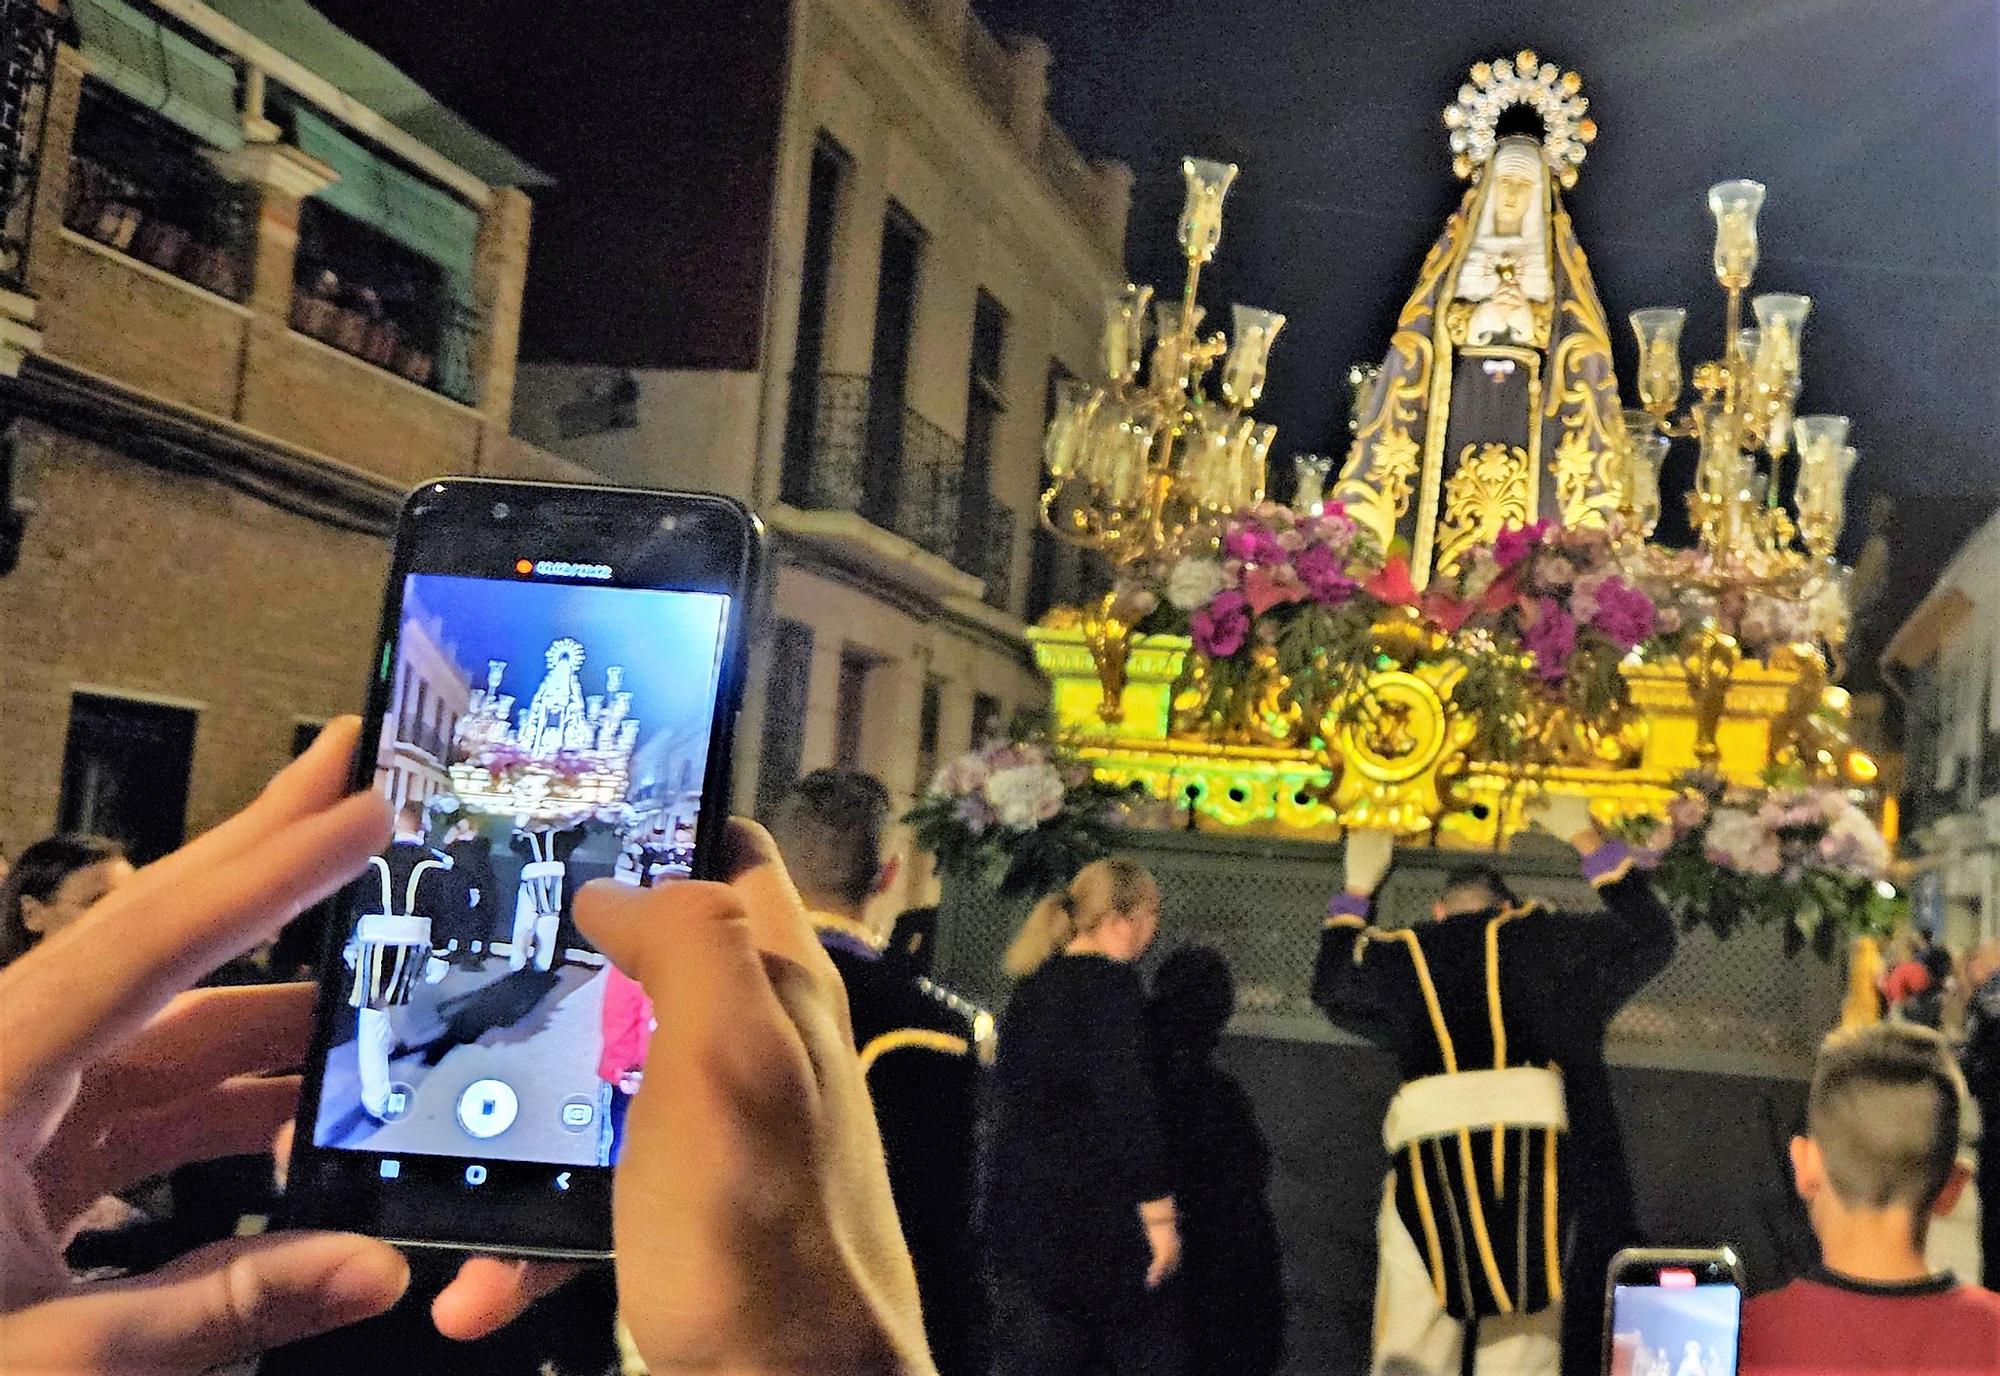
[284,479,762,1257]
[1603,1247,1746,1376]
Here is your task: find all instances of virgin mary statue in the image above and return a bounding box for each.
[1332,52,1625,587]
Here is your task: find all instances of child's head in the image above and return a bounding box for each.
[1791,1023,1970,1247]
[1146,944,1236,1057]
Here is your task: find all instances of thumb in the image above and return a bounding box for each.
[0,1232,408,1372]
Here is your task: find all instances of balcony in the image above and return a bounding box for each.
[1,0,58,295]
[778,370,1019,613]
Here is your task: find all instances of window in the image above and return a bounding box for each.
[58,693,198,864]
[971,692,1004,748]
[956,290,1007,572]
[412,680,429,746]
[915,676,944,791]
[835,649,875,771]
[754,619,814,818]
[290,107,481,403]
[780,136,849,507]
[64,84,253,301]
[862,203,924,529]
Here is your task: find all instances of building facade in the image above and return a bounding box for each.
[506,0,1128,891]
[0,0,580,862]
[1883,509,2000,951]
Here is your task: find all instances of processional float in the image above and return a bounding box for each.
[449,638,640,970]
[1034,51,1875,849]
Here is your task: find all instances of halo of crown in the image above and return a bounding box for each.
[1443,49,1595,188]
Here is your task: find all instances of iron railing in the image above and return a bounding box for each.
[0,0,59,292]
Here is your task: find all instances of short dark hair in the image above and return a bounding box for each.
[769,770,891,908]
[1808,1023,1965,1214]
[0,834,126,967]
[1439,863,1516,912]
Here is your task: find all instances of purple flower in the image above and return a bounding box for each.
[1191,588,1251,658]
[1493,520,1551,571]
[1590,577,1658,653]
[1295,542,1358,605]
[1521,599,1577,682]
[953,793,996,835]
[1223,523,1286,566]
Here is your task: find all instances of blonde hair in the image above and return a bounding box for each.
[1004,857,1158,978]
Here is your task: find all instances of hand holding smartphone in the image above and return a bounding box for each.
[285,480,761,1257]
[1603,1247,1745,1376]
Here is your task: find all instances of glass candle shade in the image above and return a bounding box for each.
[1347,361,1382,435]
[1792,414,1851,469]
[1224,420,1275,508]
[1292,452,1334,515]
[1182,406,1236,509]
[1630,308,1687,416]
[1043,377,1101,480]
[1105,416,1159,507]
[1620,409,1668,536]
[1150,301,1205,393]
[1751,293,1810,396]
[1708,179,1766,290]
[1178,157,1239,265]
[1220,304,1286,408]
[1100,283,1152,386]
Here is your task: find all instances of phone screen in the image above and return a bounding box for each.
[307,570,731,1171]
[1607,1273,1742,1376]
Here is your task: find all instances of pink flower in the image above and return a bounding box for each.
[1667,793,1709,835]
[1533,555,1578,591]
[1224,523,1286,565]
[1521,599,1577,682]
[1275,527,1308,554]
[1192,588,1251,658]
[1295,542,1358,605]
[1493,520,1551,570]
[1590,577,1658,653]
[1570,573,1608,623]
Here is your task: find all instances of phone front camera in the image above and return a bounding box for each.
[492,502,512,520]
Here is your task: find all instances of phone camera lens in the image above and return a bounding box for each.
[492,502,512,520]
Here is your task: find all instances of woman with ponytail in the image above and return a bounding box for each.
[986,858,1186,1376]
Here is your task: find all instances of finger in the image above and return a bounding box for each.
[575,881,813,1119]
[709,819,837,977]
[132,717,368,896]
[431,1257,583,1341]
[40,1075,300,1230]
[72,984,316,1118]
[0,789,388,1112]
[0,1230,407,1373]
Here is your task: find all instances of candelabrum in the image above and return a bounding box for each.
[1626,180,1858,601]
[1041,157,1286,567]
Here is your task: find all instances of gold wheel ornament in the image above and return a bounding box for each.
[1325,663,1479,835]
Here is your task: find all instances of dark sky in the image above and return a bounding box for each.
[311,0,1998,620]
[968,0,2000,536]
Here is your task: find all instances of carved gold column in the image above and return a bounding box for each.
[1679,626,1742,769]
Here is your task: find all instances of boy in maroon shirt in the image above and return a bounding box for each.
[1741,1023,2000,1374]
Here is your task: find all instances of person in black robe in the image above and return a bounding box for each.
[768,770,987,1376]
[1313,808,1674,1376]
[1145,945,1286,1376]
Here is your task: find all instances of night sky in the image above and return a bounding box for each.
[314,0,1998,639]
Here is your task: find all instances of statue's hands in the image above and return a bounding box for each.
[1527,793,1598,851]
[1344,829,1396,897]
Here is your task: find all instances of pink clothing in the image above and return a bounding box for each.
[598,965,654,1084]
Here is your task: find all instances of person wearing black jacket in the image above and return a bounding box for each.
[986,856,1185,1376]
[1312,800,1675,1376]
[1145,945,1286,1376]
[768,770,986,1376]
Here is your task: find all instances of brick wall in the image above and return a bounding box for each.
[0,422,389,853]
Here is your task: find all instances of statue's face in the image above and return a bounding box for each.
[1491,170,1536,236]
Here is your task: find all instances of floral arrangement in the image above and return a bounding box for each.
[1435,520,1661,760]
[906,730,1135,897]
[1632,547,1845,659]
[1633,771,1900,942]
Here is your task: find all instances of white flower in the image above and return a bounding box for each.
[1165,556,1231,611]
[1822,803,1891,878]
[984,762,1066,829]
[929,749,990,798]
[1705,807,1780,876]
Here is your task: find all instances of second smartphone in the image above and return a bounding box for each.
[284,479,761,1258]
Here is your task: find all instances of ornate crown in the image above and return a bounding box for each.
[1443,49,1596,188]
